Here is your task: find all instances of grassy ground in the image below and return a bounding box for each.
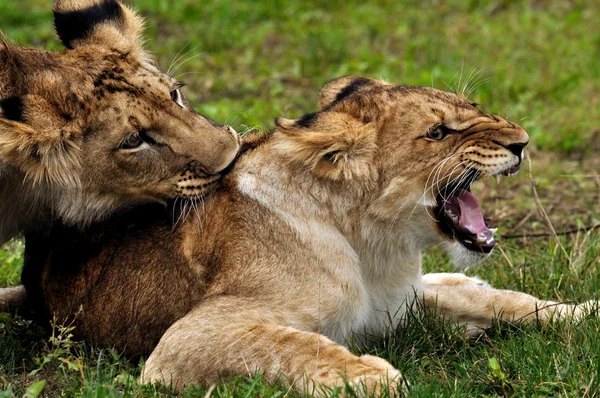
[1,0,600,396]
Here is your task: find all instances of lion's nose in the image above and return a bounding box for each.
[506,141,528,160]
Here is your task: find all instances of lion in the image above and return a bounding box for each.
[6,76,597,395]
[0,0,240,248]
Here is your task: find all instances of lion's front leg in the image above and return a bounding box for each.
[422,273,598,336]
[141,296,404,396]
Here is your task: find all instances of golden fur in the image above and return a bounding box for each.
[0,0,240,245]
[4,76,598,395]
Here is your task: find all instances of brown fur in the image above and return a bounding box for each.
[5,76,597,395]
[0,0,240,245]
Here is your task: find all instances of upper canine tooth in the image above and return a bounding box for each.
[476,235,487,243]
[495,175,501,184]
[489,228,498,234]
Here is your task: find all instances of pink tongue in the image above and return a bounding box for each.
[454,189,489,236]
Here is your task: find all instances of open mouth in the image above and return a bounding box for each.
[434,165,519,254]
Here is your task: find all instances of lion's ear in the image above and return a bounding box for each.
[274,112,378,183]
[0,95,81,186]
[53,0,145,55]
[319,76,389,110]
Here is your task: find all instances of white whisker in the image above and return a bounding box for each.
[407,153,464,221]
[169,52,205,79]
[167,41,194,78]
[466,76,491,97]
[461,64,480,96]
[171,197,180,231]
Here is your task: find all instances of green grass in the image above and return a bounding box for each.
[2,0,600,396]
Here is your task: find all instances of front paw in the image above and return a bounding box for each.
[344,355,406,396]
[571,300,600,321]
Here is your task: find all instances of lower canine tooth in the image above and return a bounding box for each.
[477,235,487,243]
[445,210,459,222]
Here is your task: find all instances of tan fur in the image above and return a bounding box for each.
[0,0,240,244]
[422,273,598,337]
[4,76,597,395]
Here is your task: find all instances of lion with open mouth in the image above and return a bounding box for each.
[5,76,598,395]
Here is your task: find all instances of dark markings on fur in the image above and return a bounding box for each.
[93,68,127,87]
[93,67,146,98]
[334,77,373,103]
[390,85,473,110]
[460,124,499,140]
[295,112,318,128]
[0,96,25,122]
[54,0,124,49]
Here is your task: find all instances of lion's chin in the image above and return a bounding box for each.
[443,240,492,270]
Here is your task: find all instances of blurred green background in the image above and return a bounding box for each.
[2,0,598,152]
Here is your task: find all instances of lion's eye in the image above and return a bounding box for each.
[119,134,143,150]
[170,88,186,108]
[426,126,447,141]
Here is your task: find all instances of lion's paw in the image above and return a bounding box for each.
[571,300,600,321]
[341,355,406,396]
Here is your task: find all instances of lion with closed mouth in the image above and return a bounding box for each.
[5,76,598,395]
[0,0,240,248]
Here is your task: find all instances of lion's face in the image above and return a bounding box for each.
[274,76,528,265]
[0,0,240,224]
[71,52,240,210]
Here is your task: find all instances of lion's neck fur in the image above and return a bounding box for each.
[0,162,129,246]
[226,136,428,342]
[0,168,44,244]
[0,169,120,245]
[235,135,432,265]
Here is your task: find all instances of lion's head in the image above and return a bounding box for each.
[0,0,240,241]
[273,76,528,266]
